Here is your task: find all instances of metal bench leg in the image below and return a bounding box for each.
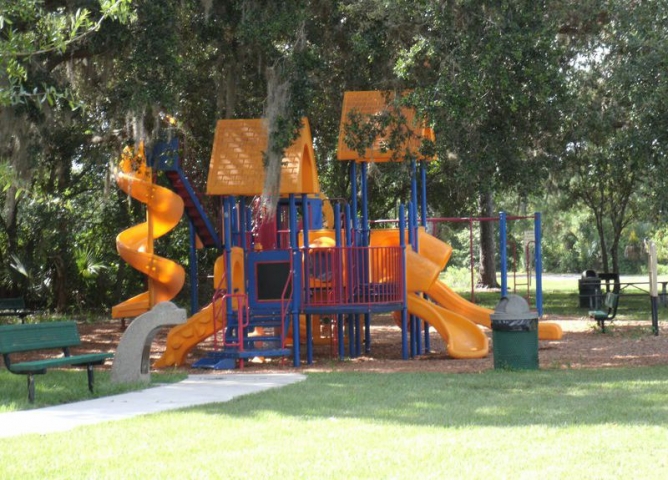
[86,365,95,393]
[27,375,35,403]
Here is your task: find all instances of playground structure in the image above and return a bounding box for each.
[113,91,563,370]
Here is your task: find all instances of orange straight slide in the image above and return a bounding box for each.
[153,301,223,368]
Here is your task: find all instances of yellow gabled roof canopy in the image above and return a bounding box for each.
[207,117,321,196]
[337,91,435,162]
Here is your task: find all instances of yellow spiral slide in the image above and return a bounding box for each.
[112,145,186,319]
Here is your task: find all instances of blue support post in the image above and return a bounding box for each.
[342,204,353,359]
[335,203,345,360]
[360,162,371,353]
[188,219,199,315]
[408,204,416,249]
[407,201,419,357]
[302,194,313,364]
[349,161,362,354]
[237,197,244,248]
[223,197,233,312]
[411,314,418,358]
[500,211,508,297]
[334,202,342,246]
[534,212,543,317]
[411,159,418,226]
[342,203,359,358]
[420,160,430,352]
[337,313,345,360]
[355,315,362,357]
[350,162,358,232]
[399,204,409,360]
[420,161,428,227]
[289,194,301,367]
[302,193,310,248]
[245,204,253,248]
[361,162,369,246]
[229,196,238,247]
[218,197,238,364]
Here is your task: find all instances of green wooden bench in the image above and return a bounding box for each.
[589,292,620,333]
[0,297,33,323]
[0,321,114,403]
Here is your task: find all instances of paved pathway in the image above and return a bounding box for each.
[0,373,306,438]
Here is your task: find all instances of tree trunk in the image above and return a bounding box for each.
[478,191,500,288]
[261,65,291,219]
[610,237,620,275]
[594,212,610,274]
[52,255,68,313]
[218,54,238,119]
[1,109,29,258]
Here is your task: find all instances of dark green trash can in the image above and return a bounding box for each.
[578,270,601,309]
[491,295,539,370]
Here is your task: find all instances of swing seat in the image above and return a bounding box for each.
[589,292,619,333]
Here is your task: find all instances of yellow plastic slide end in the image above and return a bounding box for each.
[407,294,489,359]
[537,322,563,340]
[153,301,223,368]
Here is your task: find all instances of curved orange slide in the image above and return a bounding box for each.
[112,146,185,319]
[154,248,246,367]
[153,301,223,368]
[401,248,488,358]
[407,293,489,359]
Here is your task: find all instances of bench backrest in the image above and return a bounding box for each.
[604,292,619,311]
[0,321,81,354]
[0,297,25,310]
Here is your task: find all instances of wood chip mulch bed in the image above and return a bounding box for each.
[67,313,668,375]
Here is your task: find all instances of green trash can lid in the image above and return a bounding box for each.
[490,295,538,322]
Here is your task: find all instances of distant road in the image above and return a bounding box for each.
[542,273,656,282]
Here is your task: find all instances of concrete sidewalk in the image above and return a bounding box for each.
[0,373,306,438]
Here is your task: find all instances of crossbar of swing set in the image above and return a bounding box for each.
[370,213,543,316]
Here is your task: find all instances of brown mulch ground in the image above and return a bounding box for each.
[70,313,668,375]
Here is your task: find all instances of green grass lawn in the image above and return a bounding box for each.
[1,275,668,477]
[2,369,668,479]
[0,370,186,412]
